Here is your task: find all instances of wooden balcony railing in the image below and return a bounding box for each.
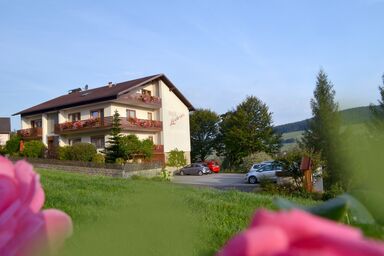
[118,93,161,108]
[17,127,42,139]
[54,116,163,134]
[153,144,164,153]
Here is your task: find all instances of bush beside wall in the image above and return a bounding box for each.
[22,140,46,158]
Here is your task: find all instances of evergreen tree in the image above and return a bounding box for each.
[104,110,122,163]
[219,96,281,167]
[190,109,220,162]
[301,70,343,190]
[369,74,384,131]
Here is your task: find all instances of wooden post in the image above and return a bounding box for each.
[300,156,313,192]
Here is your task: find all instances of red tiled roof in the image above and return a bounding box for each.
[14,74,194,116]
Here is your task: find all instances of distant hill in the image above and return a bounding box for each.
[275,106,375,134]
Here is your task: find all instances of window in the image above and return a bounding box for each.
[141,89,151,96]
[31,119,42,128]
[69,138,81,145]
[91,136,105,149]
[147,112,153,120]
[262,165,272,172]
[90,109,103,119]
[68,112,81,122]
[126,109,136,119]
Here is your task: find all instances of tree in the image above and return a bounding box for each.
[369,74,384,131]
[104,110,123,163]
[219,96,281,167]
[190,109,220,162]
[301,70,343,190]
[118,134,141,160]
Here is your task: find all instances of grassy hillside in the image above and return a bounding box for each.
[277,106,375,151]
[275,105,375,134]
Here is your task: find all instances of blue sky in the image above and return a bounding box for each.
[1,0,383,130]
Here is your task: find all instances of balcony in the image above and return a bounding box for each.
[17,127,42,140]
[116,93,162,109]
[153,144,164,154]
[54,117,163,134]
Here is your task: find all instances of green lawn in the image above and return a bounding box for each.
[39,169,316,255]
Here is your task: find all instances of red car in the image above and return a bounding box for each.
[205,160,220,173]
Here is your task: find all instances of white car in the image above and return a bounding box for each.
[248,161,274,173]
[245,162,283,184]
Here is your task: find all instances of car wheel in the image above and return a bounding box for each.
[248,176,257,184]
[180,170,184,176]
[198,170,203,176]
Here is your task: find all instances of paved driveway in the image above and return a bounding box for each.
[172,173,260,192]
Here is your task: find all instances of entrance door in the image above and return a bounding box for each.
[47,136,59,158]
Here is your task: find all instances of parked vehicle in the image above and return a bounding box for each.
[245,162,283,184]
[205,160,220,173]
[248,160,274,173]
[179,163,211,176]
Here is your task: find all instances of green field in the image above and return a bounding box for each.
[39,169,316,256]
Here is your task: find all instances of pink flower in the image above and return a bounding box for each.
[217,209,384,256]
[0,156,72,256]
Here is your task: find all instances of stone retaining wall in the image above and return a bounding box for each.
[32,163,162,178]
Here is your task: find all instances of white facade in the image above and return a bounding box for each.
[18,77,192,163]
[0,134,9,146]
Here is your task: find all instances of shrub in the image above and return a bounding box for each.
[70,143,97,161]
[0,145,6,156]
[92,153,105,164]
[57,146,73,160]
[5,135,21,155]
[22,140,46,158]
[119,135,141,160]
[159,168,171,181]
[141,139,154,159]
[115,157,126,165]
[167,148,186,169]
[239,152,273,172]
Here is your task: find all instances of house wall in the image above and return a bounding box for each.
[0,133,9,146]
[21,114,43,129]
[59,102,113,121]
[158,80,191,163]
[111,103,159,120]
[18,78,192,163]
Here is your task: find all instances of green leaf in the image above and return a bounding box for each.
[339,194,375,224]
[274,193,376,224]
[306,196,348,221]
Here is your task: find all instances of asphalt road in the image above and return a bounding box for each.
[172,173,260,192]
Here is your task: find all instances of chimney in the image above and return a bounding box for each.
[108,82,113,88]
[84,84,88,91]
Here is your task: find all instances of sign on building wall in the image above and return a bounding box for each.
[168,111,185,127]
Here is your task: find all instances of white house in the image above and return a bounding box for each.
[14,74,194,163]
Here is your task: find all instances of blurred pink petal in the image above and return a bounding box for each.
[0,156,73,255]
[42,209,73,248]
[218,209,384,256]
[251,209,361,242]
[14,160,45,213]
[217,226,288,256]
